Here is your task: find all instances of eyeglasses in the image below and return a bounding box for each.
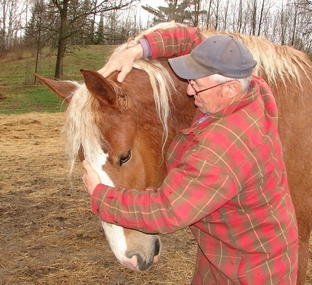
[187,79,236,95]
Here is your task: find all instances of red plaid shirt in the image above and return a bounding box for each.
[92,25,298,284]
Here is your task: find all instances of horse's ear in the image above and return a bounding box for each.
[80,69,116,105]
[34,73,77,103]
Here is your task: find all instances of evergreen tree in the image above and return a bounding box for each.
[24,0,46,48]
[94,14,105,44]
[142,0,206,26]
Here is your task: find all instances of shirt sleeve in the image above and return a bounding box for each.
[143,24,205,59]
[91,142,240,235]
[139,38,152,58]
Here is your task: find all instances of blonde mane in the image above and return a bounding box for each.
[229,32,312,90]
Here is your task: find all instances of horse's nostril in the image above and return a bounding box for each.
[136,253,151,271]
[126,251,152,271]
[154,237,161,256]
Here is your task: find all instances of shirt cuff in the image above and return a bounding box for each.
[91,183,107,215]
[139,38,152,58]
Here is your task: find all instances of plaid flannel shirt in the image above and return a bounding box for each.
[92,25,298,284]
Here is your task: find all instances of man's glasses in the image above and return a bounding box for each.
[187,79,236,95]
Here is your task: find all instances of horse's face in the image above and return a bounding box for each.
[80,69,169,186]
[35,69,167,271]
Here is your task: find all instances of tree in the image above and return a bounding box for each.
[0,0,27,55]
[205,0,213,29]
[94,13,105,44]
[142,0,206,26]
[192,0,203,26]
[294,0,312,51]
[257,0,265,36]
[52,0,69,79]
[49,0,139,79]
[273,0,311,51]
[24,0,47,83]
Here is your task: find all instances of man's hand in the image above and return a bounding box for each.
[97,44,143,82]
[82,160,101,196]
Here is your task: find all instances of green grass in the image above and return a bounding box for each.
[0,45,115,114]
[0,86,66,114]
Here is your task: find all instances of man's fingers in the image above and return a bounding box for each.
[117,69,128,82]
[98,65,114,78]
[99,62,131,82]
[98,44,142,81]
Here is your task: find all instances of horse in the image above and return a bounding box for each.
[35,22,312,284]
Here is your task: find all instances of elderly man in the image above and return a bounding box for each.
[83,24,298,284]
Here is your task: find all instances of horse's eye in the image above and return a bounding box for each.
[119,150,131,166]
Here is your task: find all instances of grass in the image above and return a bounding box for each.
[0,45,115,114]
[0,86,66,114]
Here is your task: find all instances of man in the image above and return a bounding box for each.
[83,24,298,284]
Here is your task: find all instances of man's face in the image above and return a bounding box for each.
[187,77,237,114]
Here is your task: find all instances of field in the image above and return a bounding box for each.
[0,46,311,284]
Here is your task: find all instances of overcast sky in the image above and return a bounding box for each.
[140,0,167,8]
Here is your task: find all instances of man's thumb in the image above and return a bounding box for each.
[82,160,91,171]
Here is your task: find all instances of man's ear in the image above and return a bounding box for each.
[227,81,240,99]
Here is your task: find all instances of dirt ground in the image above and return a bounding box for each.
[0,112,311,285]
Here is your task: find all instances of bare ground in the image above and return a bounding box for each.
[0,112,311,285]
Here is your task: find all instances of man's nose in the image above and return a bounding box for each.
[187,84,196,97]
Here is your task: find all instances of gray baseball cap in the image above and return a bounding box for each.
[168,34,257,79]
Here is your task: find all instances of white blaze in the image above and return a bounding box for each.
[86,144,129,265]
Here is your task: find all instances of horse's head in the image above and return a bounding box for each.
[34,63,192,271]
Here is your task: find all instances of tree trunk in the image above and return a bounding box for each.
[251,0,257,35]
[193,0,201,27]
[257,0,265,36]
[54,0,69,79]
[206,0,212,30]
[34,29,41,84]
[237,0,243,33]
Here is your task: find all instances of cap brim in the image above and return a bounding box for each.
[168,55,214,80]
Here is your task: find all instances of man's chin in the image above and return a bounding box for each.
[197,106,207,114]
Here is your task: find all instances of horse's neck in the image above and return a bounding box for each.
[171,87,196,130]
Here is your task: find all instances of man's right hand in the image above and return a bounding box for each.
[98,44,143,82]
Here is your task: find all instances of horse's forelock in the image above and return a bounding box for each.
[63,83,103,174]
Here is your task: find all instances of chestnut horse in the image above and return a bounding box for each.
[36,23,312,284]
